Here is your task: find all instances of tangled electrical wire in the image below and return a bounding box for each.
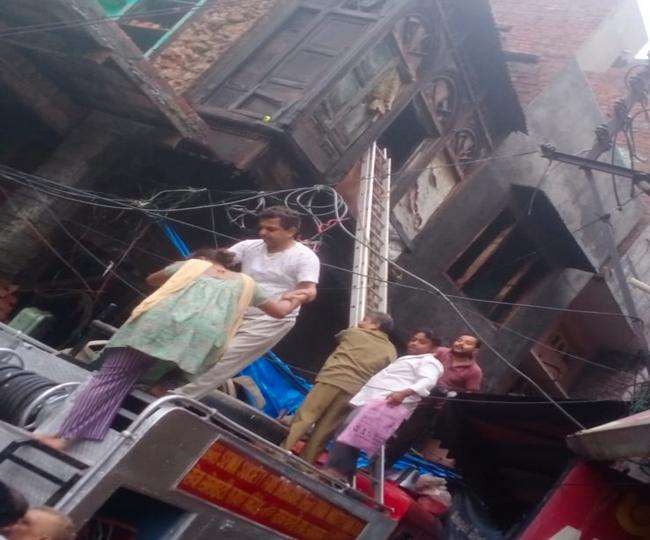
[1,164,646,428]
[0,164,347,229]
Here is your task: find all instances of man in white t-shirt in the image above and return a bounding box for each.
[178,206,320,399]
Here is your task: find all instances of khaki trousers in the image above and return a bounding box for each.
[177,313,295,399]
[283,382,352,464]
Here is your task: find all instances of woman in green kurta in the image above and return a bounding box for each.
[109,258,269,381]
[37,249,305,450]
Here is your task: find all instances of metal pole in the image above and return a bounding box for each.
[373,445,386,505]
[538,58,650,358]
[583,168,644,342]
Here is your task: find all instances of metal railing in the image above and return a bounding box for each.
[0,347,25,369]
[18,382,81,430]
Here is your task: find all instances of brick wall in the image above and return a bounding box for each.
[490,0,623,104]
[491,0,650,170]
[153,0,289,95]
[490,0,650,400]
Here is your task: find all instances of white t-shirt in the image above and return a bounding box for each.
[350,353,444,407]
[229,239,320,318]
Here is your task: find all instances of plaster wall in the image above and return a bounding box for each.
[392,154,458,243]
[574,0,646,73]
[494,60,643,270]
[388,59,647,391]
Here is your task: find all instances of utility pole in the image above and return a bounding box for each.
[539,56,650,363]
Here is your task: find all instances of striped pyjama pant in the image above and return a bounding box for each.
[58,347,154,441]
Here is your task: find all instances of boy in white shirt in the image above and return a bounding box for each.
[323,329,443,481]
[178,206,320,398]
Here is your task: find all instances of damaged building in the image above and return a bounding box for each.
[0,0,649,537]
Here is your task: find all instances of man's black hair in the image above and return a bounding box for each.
[411,328,441,347]
[258,206,301,232]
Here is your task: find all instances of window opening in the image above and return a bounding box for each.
[320,37,396,123]
[377,101,429,172]
[447,211,550,322]
[316,36,404,147]
[448,211,515,286]
[342,0,387,12]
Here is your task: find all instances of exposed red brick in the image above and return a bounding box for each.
[153,0,289,95]
[490,0,623,104]
[491,0,650,195]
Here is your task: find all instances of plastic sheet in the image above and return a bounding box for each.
[337,401,410,456]
[239,352,311,418]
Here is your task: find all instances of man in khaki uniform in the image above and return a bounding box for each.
[283,311,396,463]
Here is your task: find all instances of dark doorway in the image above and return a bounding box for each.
[378,102,429,172]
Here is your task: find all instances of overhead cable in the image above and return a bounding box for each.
[3,173,642,322]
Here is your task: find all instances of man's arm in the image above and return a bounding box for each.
[145,261,184,288]
[258,296,303,319]
[386,388,418,405]
[386,359,443,406]
[282,280,317,304]
[296,281,317,303]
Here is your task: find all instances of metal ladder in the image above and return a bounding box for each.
[0,439,88,506]
[349,142,392,505]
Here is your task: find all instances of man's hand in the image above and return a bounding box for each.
[281,289,312,303]
[386,389,414,406]
[295,281,317,303]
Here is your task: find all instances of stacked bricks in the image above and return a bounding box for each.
[153,0,289,95]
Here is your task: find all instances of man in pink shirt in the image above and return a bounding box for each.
[436,335,483,393]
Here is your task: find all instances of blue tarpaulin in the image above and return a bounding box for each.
[239,352,312,418]
[358,452,462,482]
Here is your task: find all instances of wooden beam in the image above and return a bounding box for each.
[34,0,215,151]
[455,223,515,288]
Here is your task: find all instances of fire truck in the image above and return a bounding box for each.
[0,320,396,539]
